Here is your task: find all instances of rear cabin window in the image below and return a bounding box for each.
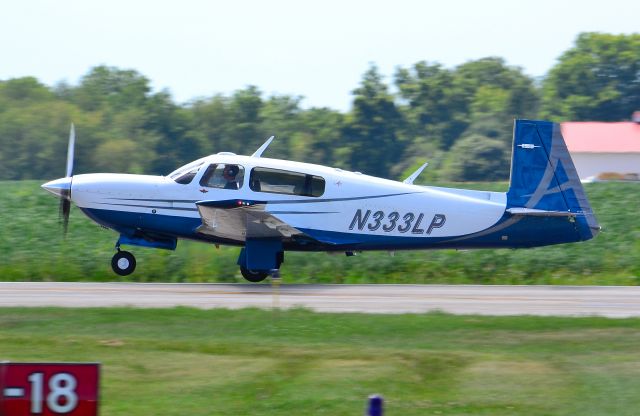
[250,167,325,197]
[199,164,245,190]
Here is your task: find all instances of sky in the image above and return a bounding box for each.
[1,0,638,111]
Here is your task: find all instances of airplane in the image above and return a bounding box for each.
[42,119,600,282]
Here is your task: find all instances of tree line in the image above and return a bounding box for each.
[0,32,638,182]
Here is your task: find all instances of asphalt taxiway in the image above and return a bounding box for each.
[1,282,639,317]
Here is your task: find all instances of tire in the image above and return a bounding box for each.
[240,267,269,282]
[112,251,136,276]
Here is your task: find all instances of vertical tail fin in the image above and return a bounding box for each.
[506,119,600,240]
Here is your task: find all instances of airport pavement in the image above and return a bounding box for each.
[1,282,639,317]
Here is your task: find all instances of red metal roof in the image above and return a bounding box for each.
[561,122,640,153]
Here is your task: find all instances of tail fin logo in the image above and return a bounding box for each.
[517,143,540,149]
[521,128,576,210]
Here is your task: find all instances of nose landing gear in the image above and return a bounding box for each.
[111,248,136,276]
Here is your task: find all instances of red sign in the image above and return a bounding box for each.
[0,363,99,416]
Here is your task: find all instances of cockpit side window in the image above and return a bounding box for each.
[171,163,203,185]
[199,164,245,190]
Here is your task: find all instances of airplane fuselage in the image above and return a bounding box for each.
[69,154,585,252]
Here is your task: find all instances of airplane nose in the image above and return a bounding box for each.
[42,177,72,199]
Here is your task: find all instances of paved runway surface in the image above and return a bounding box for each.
[1,282,639,317]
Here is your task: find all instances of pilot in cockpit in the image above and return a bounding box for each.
[222,165,240,190]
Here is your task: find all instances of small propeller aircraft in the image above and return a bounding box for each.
[42,119,599,282]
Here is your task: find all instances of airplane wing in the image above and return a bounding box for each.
[195,199,309,242]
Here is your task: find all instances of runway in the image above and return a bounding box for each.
[1,282,639,317]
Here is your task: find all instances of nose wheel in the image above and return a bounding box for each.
[112,250,136,276]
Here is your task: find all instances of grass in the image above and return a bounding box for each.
[0,180,638,284]
[1,307,640,415]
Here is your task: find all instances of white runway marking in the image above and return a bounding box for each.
[0,282,639,317]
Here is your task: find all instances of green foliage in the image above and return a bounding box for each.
[0,181,637,285]
[442,134,510,181]
[454,57,539,123]
[94,139,142,173]
[0,31,637,182]
[343,64,405,177]
[395,61,467,150]
[294,108,345,167]
[0,100,82,179]
[0,77,53,103]
[2,307,640,415]
[541,32,640,121]
[395,57,539,152]
[71,65,152,112]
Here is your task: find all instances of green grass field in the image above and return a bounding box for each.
[1,307,640,415]
[2,181,639,414]
[0,180,638,284]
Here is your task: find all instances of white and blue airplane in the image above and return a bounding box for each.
[42,119,600,282]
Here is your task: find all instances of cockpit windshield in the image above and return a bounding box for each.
[168,159,205,184]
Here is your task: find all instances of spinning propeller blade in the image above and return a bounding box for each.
[60,197,71,236]
[44,123,76,236]
[66,123,75,178]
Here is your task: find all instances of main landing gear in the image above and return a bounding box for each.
[239,267,270,283]
[237,242,283,283]
[112,248,136,276]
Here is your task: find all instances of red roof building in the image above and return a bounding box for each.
[561,121,640,181]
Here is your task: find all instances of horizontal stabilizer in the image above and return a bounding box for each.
[506,207,575,217]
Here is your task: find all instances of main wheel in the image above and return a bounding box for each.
[240,267,269,282]
[111,250,136,276]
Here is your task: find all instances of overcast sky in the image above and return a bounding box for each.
[1,0,638,111]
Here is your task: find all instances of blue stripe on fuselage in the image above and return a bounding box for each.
[81,207,586,251]
[297,213,583,250]
[81,207,203,240]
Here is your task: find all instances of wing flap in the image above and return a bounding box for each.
[196,199,306,242]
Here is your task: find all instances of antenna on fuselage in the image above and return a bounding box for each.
[251,136,275,158]
[403,162,429,185]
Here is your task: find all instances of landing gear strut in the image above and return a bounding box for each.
[112,249,136,276]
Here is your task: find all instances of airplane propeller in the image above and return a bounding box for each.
[42,124,75,236]
[60,123,75,235]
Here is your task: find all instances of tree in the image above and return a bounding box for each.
[259,95,304,160]
[148,91,205,174]
[454,58,538,116]
[71,66,152,113]
[395,58,538,151]
[343,65,404,178]
[442,134,510,181]
[224,86,264,153]
[395,62,467,150]
[294,108,345,166]
[542,32,640,121]
[0,77,53,104]
[189,95,231,154]
[0,100,87,179]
